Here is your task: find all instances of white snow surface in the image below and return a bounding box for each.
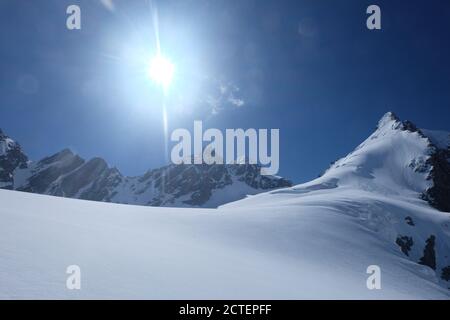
[1,113,450,299]
[0,186,449,299]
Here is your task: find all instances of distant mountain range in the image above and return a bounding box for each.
[0,129,292,208]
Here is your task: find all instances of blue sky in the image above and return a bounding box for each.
[1,0,450,183]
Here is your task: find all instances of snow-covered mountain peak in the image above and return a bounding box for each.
[374,112,449,151]
[317,113,433,198]
[377,111,401,129]
[234,112,449,212]
[223,113,450,291]
[376,111,426,136]
[0,129,28,189]
[0,129,16,156]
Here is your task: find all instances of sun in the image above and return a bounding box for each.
[148,55,174,91]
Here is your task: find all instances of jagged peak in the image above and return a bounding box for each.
[0,128,9,140]
[376,112,426,137]
[38,148,80,166]
[0,129,20,143]
[377,111,401,129]
[84,157,108,169]
[50,148,76,159]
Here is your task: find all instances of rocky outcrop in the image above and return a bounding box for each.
[419,235,437,270]
[396,236,414,256]
[0,129,28,189]
[421,148,450,212]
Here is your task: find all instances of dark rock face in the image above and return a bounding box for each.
[384,113,450,213]
[0,128,292,208]
[421,148,450,212]
[405,216,415,226]
[396,236,414,256]
[19,150,84,194]
[48,157,109,197]
[136,162,292,207]
[441,266,450,281]
[78,167,122,202]
[0,129,28,189]
[419,235,437,270]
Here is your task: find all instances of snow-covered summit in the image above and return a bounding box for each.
[278,111,449,211]
[224,112,450,291]
[322,112,434,196]
[0,129,19,157]
[0,130,28,189]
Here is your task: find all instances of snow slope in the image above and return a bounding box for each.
[0,188,449,299]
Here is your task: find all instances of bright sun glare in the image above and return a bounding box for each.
[148,55,174,91]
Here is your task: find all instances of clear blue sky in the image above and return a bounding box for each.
[1,0,450,183]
